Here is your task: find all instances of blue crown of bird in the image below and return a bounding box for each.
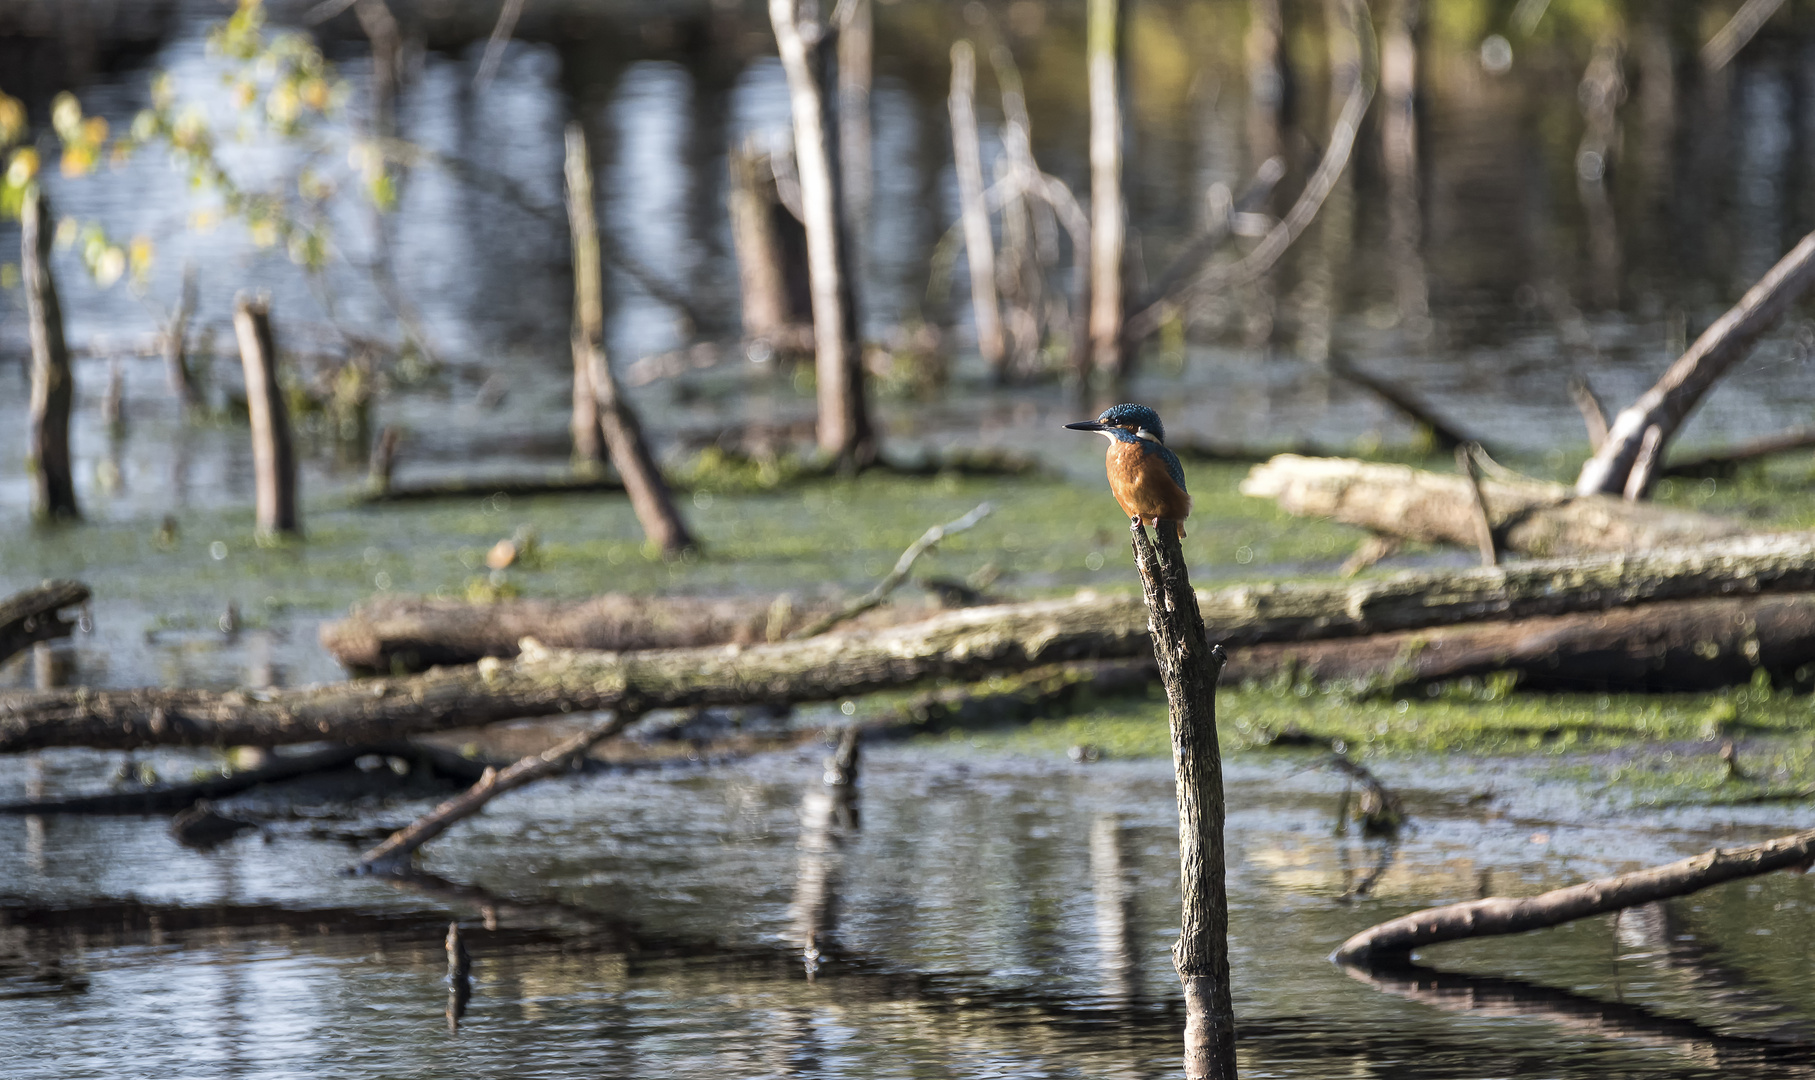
[1065,403,1192,538]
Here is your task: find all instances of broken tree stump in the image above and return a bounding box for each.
[23,185,78,522]
[233,295,299,538]
[1243,455,1753,558]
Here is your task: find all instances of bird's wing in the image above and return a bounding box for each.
[1151,443,1188,493]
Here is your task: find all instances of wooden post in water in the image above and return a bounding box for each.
[1129,520,1234,1080]
[770,0,875,468]
[164,264,203,411]
[24,186,79,523]
[836,0,872,264]
[564,123,696,556]
[1087,0,1126,380]
[233,295,299,538]
[949,41,1006,379]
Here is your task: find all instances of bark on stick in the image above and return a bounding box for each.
[355,711,636,873]
[1087,0,1126,377]
[1332,827,1815,964]
[0,580,89,667]
[233,296,299,537]
[949,41,1006,377]
[565,123,696,555]
[23,186,78,522]
[770,0,874,466]
[1244,455,1752,558]
[1130,520,1234,1080]
[1577,230,1815,497]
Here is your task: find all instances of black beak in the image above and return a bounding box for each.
[1064,420,1106,432]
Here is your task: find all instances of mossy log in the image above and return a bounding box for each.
[1332,826,1815,964]
[1242,455,1753,558]
[20,534,1815,750]
[320,593,861,672]
[1226,592,1815,692]
[1,580,89,666]
[324,532,1815,674]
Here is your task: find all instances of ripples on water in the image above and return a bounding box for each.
[5,2,1815,1076]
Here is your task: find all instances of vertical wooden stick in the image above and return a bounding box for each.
[1455,444,1498,567]
[564,124,696,556]
[165,264,203,411]
[23,186,79,523]
[234,295,299,538]
[770,0,875,468]
[1129,519,1234,1080]
[949,41,1007,378]
[1087,0,1126,379]
[837,0,873,260]
[729,144,793,343]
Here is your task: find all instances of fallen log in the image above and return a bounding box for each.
[0,580,89,666]
[24,533,1815,751]
[1331,826,1815,965]
[0,740,492,815]
[1242,455,1753,557]
[1224,591,1815,693]
[358,475,626,504]
[320,593,859,671]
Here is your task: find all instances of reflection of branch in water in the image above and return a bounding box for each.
[1088,814,1139,1001]
[788,727,861,980]
[1338,958,1815,1070]
[1335,839,1397,902]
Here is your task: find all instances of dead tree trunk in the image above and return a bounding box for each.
[23,186,78,523]
[1333,826,1815,964]
[836,0,872,265]
[770,0,875,468]
[1379,0,1427,324]
[164,264,203,411]
[1130,521,1234,1080]
[0,580,89,667]
[1577,230,1815,497]
[233,295,299,538]
[1244,455,1753,558]
[1087,0,1127,379]
[949,40,1006,378]
[564,123,696,556]
[728,144,813,350]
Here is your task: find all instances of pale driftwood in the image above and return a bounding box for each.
[565,123,695,555]
[1086,0,1126,376]
[1243,455,1753,557]
[28,533,1815,751]
[770,0,874,467]
[0,581,89,667]
[1578,230,1815,497]
[234,296,299,537]
[1130,520,1233,1080]
[23,186,78,522]
[789,502,993,639]
[1332,826,1815,964]
[949,41,1005,376]
[1701,0,1786,73]
[1224,591,1815,693]
[355,710,638,873]
[320,592,858,671]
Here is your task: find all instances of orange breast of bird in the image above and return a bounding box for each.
[1106,440,1192,523]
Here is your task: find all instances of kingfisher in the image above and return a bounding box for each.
[1066,403,1191,538]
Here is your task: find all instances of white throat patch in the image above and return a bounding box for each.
[1135,428,1161,443]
